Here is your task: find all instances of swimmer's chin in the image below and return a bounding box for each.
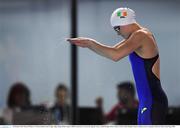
[117,33,127,39]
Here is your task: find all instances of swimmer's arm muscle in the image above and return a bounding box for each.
[67,31,145,62]
[88,31,144,61]
[112,31,144,61]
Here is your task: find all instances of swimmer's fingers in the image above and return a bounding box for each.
[67,37,88,42]
[67,38,78,43]
[66,38,89,48]
[66,38,80,45]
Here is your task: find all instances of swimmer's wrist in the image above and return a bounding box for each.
[87,38,96,48]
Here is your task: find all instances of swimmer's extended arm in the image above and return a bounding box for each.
[67,31,144,61]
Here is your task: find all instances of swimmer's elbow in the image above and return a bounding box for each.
[111,55,121,62]
[110,49,122,62]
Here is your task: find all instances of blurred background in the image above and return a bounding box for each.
[0,0,180,125]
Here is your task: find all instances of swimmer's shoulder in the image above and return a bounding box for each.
[134,28,159,56]
[130,28,148,42]
[139,28,154,38]
[133,28,151,37]
[132,28,155,43]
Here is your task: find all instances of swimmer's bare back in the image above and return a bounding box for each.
[133,28,160,80]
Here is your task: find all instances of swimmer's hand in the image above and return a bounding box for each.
[67,37,120,61]
[67,37,94,48]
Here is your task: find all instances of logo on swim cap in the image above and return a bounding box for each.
[110,7,136,27]
[117,11,127,18]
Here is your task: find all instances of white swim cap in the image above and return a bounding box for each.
[110,7,136,27]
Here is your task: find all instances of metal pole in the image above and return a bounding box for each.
[70,0,78,125]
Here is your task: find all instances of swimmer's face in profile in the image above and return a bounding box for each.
[114,25,131,39]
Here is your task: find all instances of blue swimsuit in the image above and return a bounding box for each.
[129,52,168,125]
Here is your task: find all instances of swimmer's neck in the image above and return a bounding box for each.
[123,23,142,39]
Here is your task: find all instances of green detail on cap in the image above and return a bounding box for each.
[117,11,121,17]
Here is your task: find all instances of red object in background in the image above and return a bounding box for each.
[106,100,138,121]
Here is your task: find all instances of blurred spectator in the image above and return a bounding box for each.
[95,97,105,124]
[2,82,31,124]
[7,82,31,109]
[51,83,70,124]
[0,117,5,125]
[95,97,104,112]
[106,81,138,122]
